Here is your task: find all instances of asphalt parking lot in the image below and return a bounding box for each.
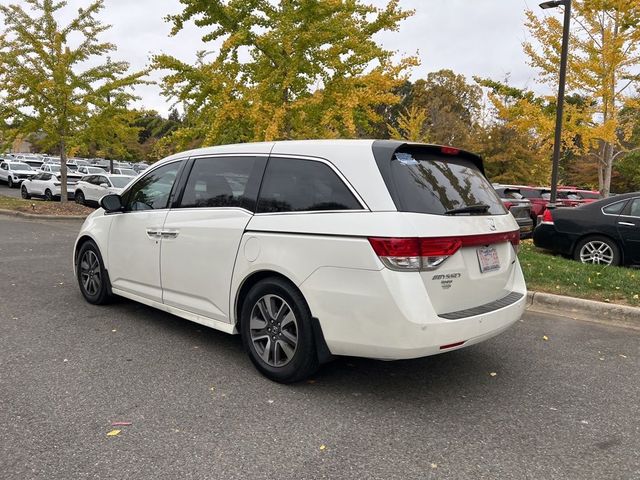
[0,181,24,199]
[1,216,639,480]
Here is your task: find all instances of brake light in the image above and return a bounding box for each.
[368,231,520,271]
[503,201,513,210]
[541,209,554,224]
[441,146,460,155]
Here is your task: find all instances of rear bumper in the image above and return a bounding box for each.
[533,224,574,256]
[300,263,527,360]
[515,217,534,237]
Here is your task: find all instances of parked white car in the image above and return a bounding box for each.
[74,174,134,206]
[73,140,526,382]
[21,171,82,200]
[0,161,37,187]
[112,167,137,176]
[77,165,107,175]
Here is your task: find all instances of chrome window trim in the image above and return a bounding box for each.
[601,197,640,218]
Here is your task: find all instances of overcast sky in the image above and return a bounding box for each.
[6,0,555,115]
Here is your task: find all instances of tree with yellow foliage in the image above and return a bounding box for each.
[154,0,416,150]
[483,1,640,196]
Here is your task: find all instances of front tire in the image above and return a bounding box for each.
[76,241,112,305]
[7,177,14,188]
[21,186,30,199]
[574,235,621,266]
[240,277,319,383]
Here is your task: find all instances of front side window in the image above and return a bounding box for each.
[257,158,362,213]
[179,156,259,210]
[123,161,182,211]
[624,199,640,218]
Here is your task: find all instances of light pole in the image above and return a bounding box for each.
[540,0,571,208]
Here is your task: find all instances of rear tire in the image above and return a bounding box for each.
[76,241,112,305]
[240,277,319,383]
[75,190,85,205]
[21,186,30,199]
[574,235,620,266]
[44,189,53,201]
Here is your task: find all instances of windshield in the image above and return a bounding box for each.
[110,177,132,188]
[387,150,506,215]
[88,167,106,173]
[11,163,32,171]
[48,165,61,172]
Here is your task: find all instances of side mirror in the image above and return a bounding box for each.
[100,194,123,213]
[99,183,109,188]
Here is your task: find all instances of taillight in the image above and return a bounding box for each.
[368,231,520,271]
[503,201,513,210]
[541,209,554,224]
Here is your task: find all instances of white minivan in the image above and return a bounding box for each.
[74,140,526,382]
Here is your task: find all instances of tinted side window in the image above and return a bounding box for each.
[621,199,640,217]
[123,162,182,211]
[603,201,627,215]
[179,157,259,210]
[257,158,361,213]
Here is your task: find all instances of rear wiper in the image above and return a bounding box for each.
[444,204,490,215]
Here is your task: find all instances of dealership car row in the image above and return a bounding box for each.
[0,153,148,204]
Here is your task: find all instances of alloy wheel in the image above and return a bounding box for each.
[249,294,298,367]
[80,250,102,296]
[579,241,614,265]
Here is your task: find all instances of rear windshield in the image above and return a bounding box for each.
[387,150,506,215]
[579,191,599,200]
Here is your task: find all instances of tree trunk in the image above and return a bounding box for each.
[60,138,67,204]
[602,141,613,197]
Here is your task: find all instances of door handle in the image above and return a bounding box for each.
[146,228,162,239]
[160,230,180,239]
[618,221,635,227]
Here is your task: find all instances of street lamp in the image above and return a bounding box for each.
[539,0,571,208]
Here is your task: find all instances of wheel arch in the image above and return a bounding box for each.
[571,232,624,264]
[233,269,333,363]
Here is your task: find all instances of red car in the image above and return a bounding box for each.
[558,188,600,206]
[497,185,550,222]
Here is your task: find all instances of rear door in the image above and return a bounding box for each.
[617,197,640,264]
[373,144,522,315]
[160,155,266,322]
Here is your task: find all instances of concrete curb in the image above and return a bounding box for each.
[0,208,86,221]
[527,291,640,330]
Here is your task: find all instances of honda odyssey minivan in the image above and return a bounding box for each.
[74,140,527,382]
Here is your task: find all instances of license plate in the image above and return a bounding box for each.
[477,246,500,273]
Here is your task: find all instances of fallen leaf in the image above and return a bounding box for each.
[106,429,121,437]
[431,463,438,469]
[604,298,610,303]
[543,335,549,341]
[111,329,117,333]
[111,422,132,427]
[319,445,326,451]
[267,400,274,404]
[633,294,639,300]
[307,380,316,384]
[619,354,627,359]
[489,372,497,377]
[599,357,605,361]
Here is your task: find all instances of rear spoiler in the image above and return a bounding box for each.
[372,140,485,175]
